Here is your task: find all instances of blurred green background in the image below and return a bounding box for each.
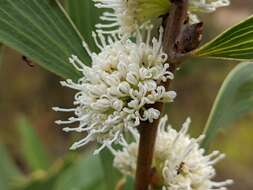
[0,0,253,189]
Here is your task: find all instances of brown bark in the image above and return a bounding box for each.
[134,1,189,190]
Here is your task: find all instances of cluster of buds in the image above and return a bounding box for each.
[113,116,233,190]
[94,0,230,35]
[53,27,176,153]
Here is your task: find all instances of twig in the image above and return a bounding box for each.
[134,1,189,190]
[163,0,189,61]
[134,102,163,190]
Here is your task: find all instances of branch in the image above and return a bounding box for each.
[134,1,189,190]
[163,0,189,61]
[134,102,162,190]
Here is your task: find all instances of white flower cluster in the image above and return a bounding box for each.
[53,27,176,153]
[190,0,230,13]
[93,0,169,35]
[189,0,230,23]
[113,116,233,190]
[94,0,230,35]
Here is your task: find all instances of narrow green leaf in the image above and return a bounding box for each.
[124,177,134,190]
[13,155,74,190]
[54,153,104,190]
[0,144,22,190]
[14,174,56,190]
[65,0,103,52]
[100,148,121,190]
[202,62,253,148]
[194,15,253,61]
[16,153,105,190]
[17,116,50,171]
[0,0,91,80]
[81,182,106,190]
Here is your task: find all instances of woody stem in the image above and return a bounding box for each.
[134,1,189,190]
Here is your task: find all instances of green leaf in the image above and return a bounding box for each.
[16,153,106,190]
[65,0,103,52]
[100,148,121,190]
[202,62,253,148]
[81,182,106,190]
[0,144,22,190]
[15,172,57,190]
[14,155,74,190]
[54,153,104,190]
[194,15,253,61]
[0,0,91,80]
[124,177,134,190]
[17,116,50,171]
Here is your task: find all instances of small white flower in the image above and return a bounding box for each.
[53,27,176,153]
[190,0,230,13]
[93,0,169,35]
[113,115,233,190]
[189,0,230,23]
[94,0,230,34]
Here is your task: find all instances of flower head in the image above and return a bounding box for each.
[94,0,230,35]
[189,0,230,23]
[53,27,176,153]
[190,0,230,13]
[113,115,233,190]
[94,0,169,35]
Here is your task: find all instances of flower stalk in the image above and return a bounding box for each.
[134,1,190,190]
[134,102,163,190]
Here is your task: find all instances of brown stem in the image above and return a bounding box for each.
[134,103,162,190]
[163,0,189,61]
[134,1,189,190]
